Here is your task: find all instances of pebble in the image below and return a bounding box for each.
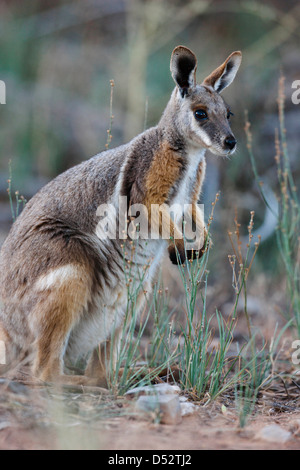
[125,383,181,399]
[0,421,11,431]
[135,394,182,425]
[257,424,292,443]
[180,401,197,417]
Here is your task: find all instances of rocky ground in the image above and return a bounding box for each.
[0,377,300,450]
[0,206,299,450]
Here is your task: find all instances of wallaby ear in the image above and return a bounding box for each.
[202,51,242,94]
[170,46,197,97]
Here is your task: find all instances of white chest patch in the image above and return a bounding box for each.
[172,148,205,208]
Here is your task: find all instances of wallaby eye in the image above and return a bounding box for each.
[194,109,208,121]
[227,110,234,119]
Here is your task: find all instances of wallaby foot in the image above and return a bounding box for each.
[85,327,122,388]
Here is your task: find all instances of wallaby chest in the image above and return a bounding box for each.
[171,148,205,206]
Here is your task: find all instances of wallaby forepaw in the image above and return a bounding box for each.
[168,232,211,265]
[168,244,186,265]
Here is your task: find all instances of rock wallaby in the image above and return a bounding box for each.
[0,46,242,386]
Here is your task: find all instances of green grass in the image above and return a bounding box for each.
[5,157,290,429]
[106,240,178,396]
[246,76,300,337]
[103,196,282,431]
[7,160,27,222]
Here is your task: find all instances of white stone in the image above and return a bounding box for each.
[257,424,291,443]
[135,394,182,425]
[180,402,197,417]
[125,383,180,399]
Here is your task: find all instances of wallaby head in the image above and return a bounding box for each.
[166,45,242,156]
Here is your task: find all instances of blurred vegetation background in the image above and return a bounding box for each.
[0,0,299,326]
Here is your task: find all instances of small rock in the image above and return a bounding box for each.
[289,419,300,437]
[125,383,180,399]
[135,394,182,425]
[0,422,11,431]
[8,381,29,395]
[180,401,197,417]
[257,424,292,443]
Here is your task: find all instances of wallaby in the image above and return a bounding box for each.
[0,46,242,386]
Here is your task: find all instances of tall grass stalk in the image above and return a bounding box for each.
[105,79,115,150]
[235,320,292,427]
[7,160,27,222]
[107,240,177,395]
[176,201,275,406]
[228,211,261,340]
[176,199,260,400]
[146,280,176,368]
[245,77,300,335]
[107,240,151,395]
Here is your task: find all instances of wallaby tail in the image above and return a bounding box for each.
[0,319,34,380]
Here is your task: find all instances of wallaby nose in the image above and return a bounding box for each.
[224,136,237,151]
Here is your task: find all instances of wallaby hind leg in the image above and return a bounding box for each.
[31,265,99,386]
[85,326,122,387]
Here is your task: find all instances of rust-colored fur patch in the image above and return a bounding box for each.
[32,267,92,382]
[144,141,184,242]
[145,141,183,205]
[0,321,9,344]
